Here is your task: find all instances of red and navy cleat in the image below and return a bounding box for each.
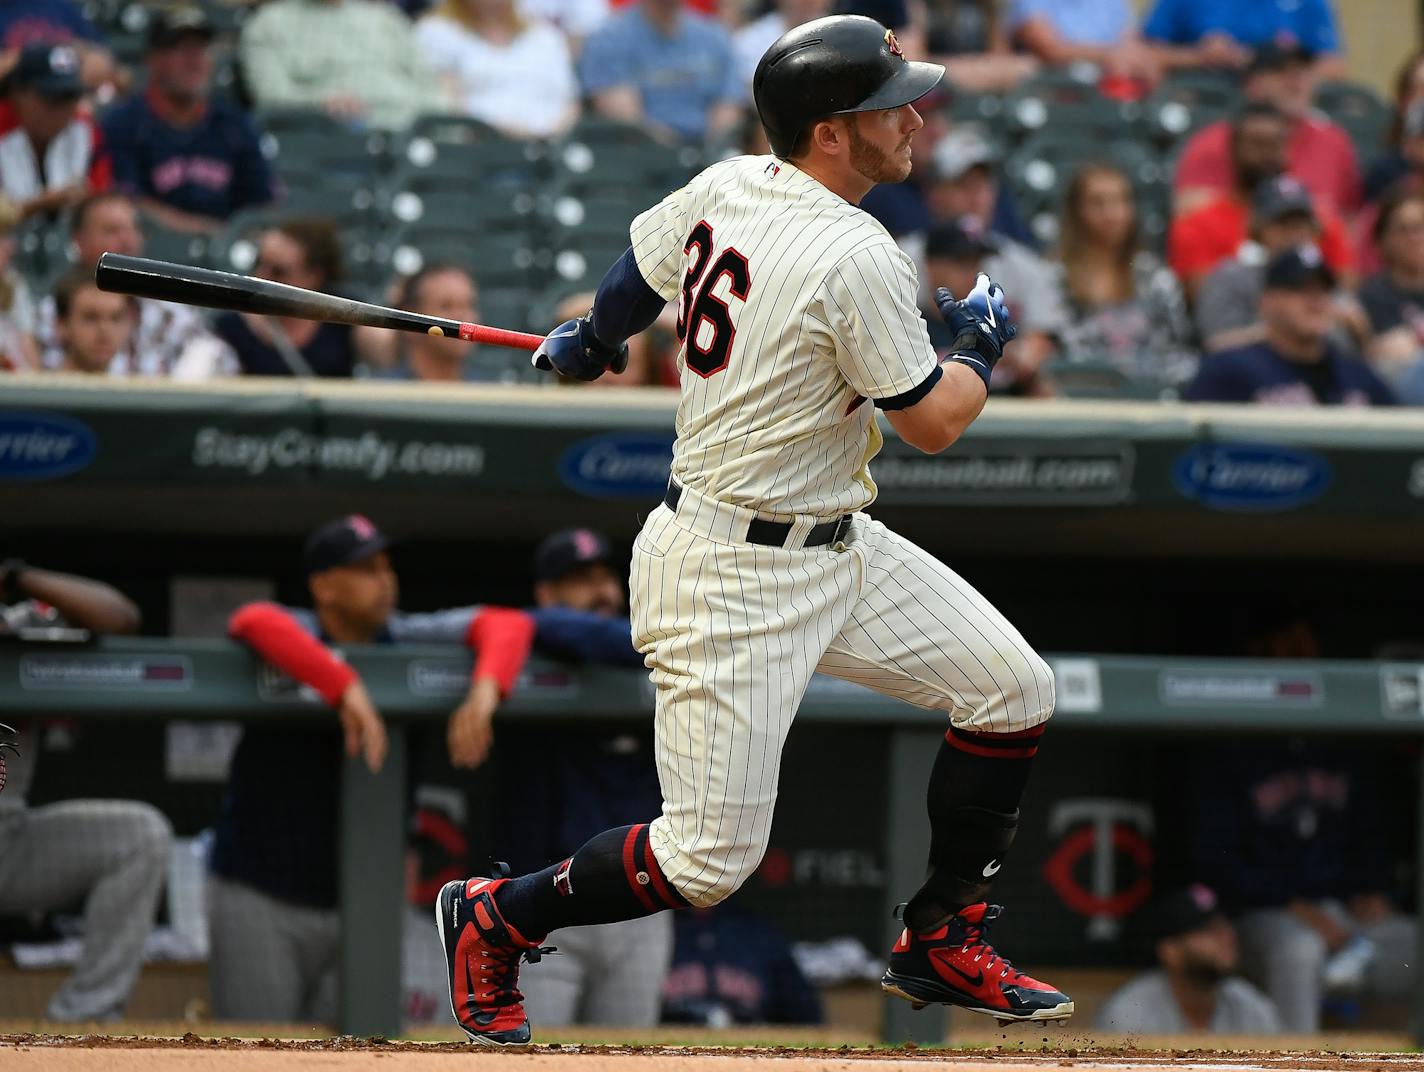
[435,868,551,1046]
[881,903,1074,1022]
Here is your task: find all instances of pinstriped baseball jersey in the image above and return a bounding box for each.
[630,154,938,518]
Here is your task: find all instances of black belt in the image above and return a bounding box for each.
[664,481,851,549]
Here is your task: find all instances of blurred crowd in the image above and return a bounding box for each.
[0,0,1420,405]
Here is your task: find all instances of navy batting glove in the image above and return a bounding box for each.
[934,273,1017,389]
[532,314,630,382]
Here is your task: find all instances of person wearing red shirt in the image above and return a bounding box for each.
[207,514,536,1025]
[1169,103,1352,297]
[1173,43,1361,217]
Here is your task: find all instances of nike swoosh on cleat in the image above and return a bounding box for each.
[929,949,984,989]
[982,859,1001,877]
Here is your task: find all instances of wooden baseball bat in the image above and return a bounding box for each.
[94,252,546,351]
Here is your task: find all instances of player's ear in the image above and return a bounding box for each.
[809,116,846,158]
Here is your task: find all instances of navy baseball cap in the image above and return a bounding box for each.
[534,528,613,582]
[1248,40,1315,76]
[1252,175,1316,225]
[1154,884,1225,942]
[303,514,389,575]
[1264,244,1336,290]
[148,5,216,49]
[11,43,84,99]
[925,215,996,260]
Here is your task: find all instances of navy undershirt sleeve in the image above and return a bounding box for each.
[590,247,667,347]
[875,364,942,410]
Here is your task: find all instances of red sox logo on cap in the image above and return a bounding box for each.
[884,30,903,57]
[572,529,602,559]
[348,514,378,540]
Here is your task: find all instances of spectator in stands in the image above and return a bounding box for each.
[0,43,110,224]
[1167,103,1353,297]
[923,0,1037,94]
[1355,99,1424,275]
[577,0,742,145]
[49,268,134,375]
[102,7,276,236]
[34,192,226,376]
[213,514,536,1023]
[1363,50,1424,206]
[1173,43,1360,217]
[733,0,830,95]
[374,264,502,382]
[415,0,578,139]
[1051,163,1197,385]
[1006,0,1161,88]
[1359,189,1424,403]
[1183,246,1394,406]
[922,216,1061,395]
[518,0,608,44]
[921,125,1037,248]
[212,220,364,377]
[0,231,37,371]
[662,904,822,1026]
[1140,0,1346,79]
[513,528,673,1027]
[1096,885,1281,1034]
[240,0,439,131]
[0,559,172,1022]
[1184,739,1417,1032]
[0,0,117,93]
[1195,175,1345,354]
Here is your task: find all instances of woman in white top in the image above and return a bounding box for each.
[415,0,579,140]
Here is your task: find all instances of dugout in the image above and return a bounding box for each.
[2,378,1423,1041]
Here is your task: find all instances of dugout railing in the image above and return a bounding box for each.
[2,638,1422,1043]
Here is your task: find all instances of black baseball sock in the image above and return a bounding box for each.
[493,823,686,941]
[902,723,1046,934]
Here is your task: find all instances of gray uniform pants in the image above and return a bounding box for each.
[518,912,674,1027]
[207,874,339,1024]
[1237,902,1418,1031]
[0,800,172,1022]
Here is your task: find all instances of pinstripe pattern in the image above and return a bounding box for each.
[630,155,938,519]
[625,157,1055,909]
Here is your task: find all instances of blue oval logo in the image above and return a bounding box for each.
[558,432,674,499]
[1172,442,1330,512]
[0,412,97,481]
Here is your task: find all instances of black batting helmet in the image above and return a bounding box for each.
[753,15,944,160]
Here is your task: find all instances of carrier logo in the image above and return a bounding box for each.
[1172,442,1330,512]
[558,432,674,498]
[0,412,97,481]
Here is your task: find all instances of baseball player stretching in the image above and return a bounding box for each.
[436,15,1072,1044]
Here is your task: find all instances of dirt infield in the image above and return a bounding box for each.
[4,1035,1423,1072]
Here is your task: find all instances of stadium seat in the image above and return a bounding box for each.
[1143,69,1239,146]
[1045,360,1173,400]
[382,169,542,235]
[1314,80,1393,160]
[1005,133,1166,247]
[554,119,699,194]
[258,109,389,185]
[408,113,505,146]
[393,135,549,191]
[390,227,545,290]
[138,217,211,268]
[1003,68,1143,141]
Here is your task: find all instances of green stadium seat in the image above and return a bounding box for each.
[408,113,504,146]
[1003,69,1143,141]
[393,136,548,192]
[553,121,699,194]
[390,227,545,290]
[1005,133,1166,246]
[138,218,211,267]
[1314,80,1393,160]
[1045,360,1173,400]
[382,169,542,235]
[1143,70,1239,146]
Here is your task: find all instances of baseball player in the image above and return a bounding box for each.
[436,15,1071,1045]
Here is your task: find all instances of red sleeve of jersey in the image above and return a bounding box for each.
[85,116,112,191]
[1321,214,1355,273]
[465,606,536,698]
[229,602,357,707]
